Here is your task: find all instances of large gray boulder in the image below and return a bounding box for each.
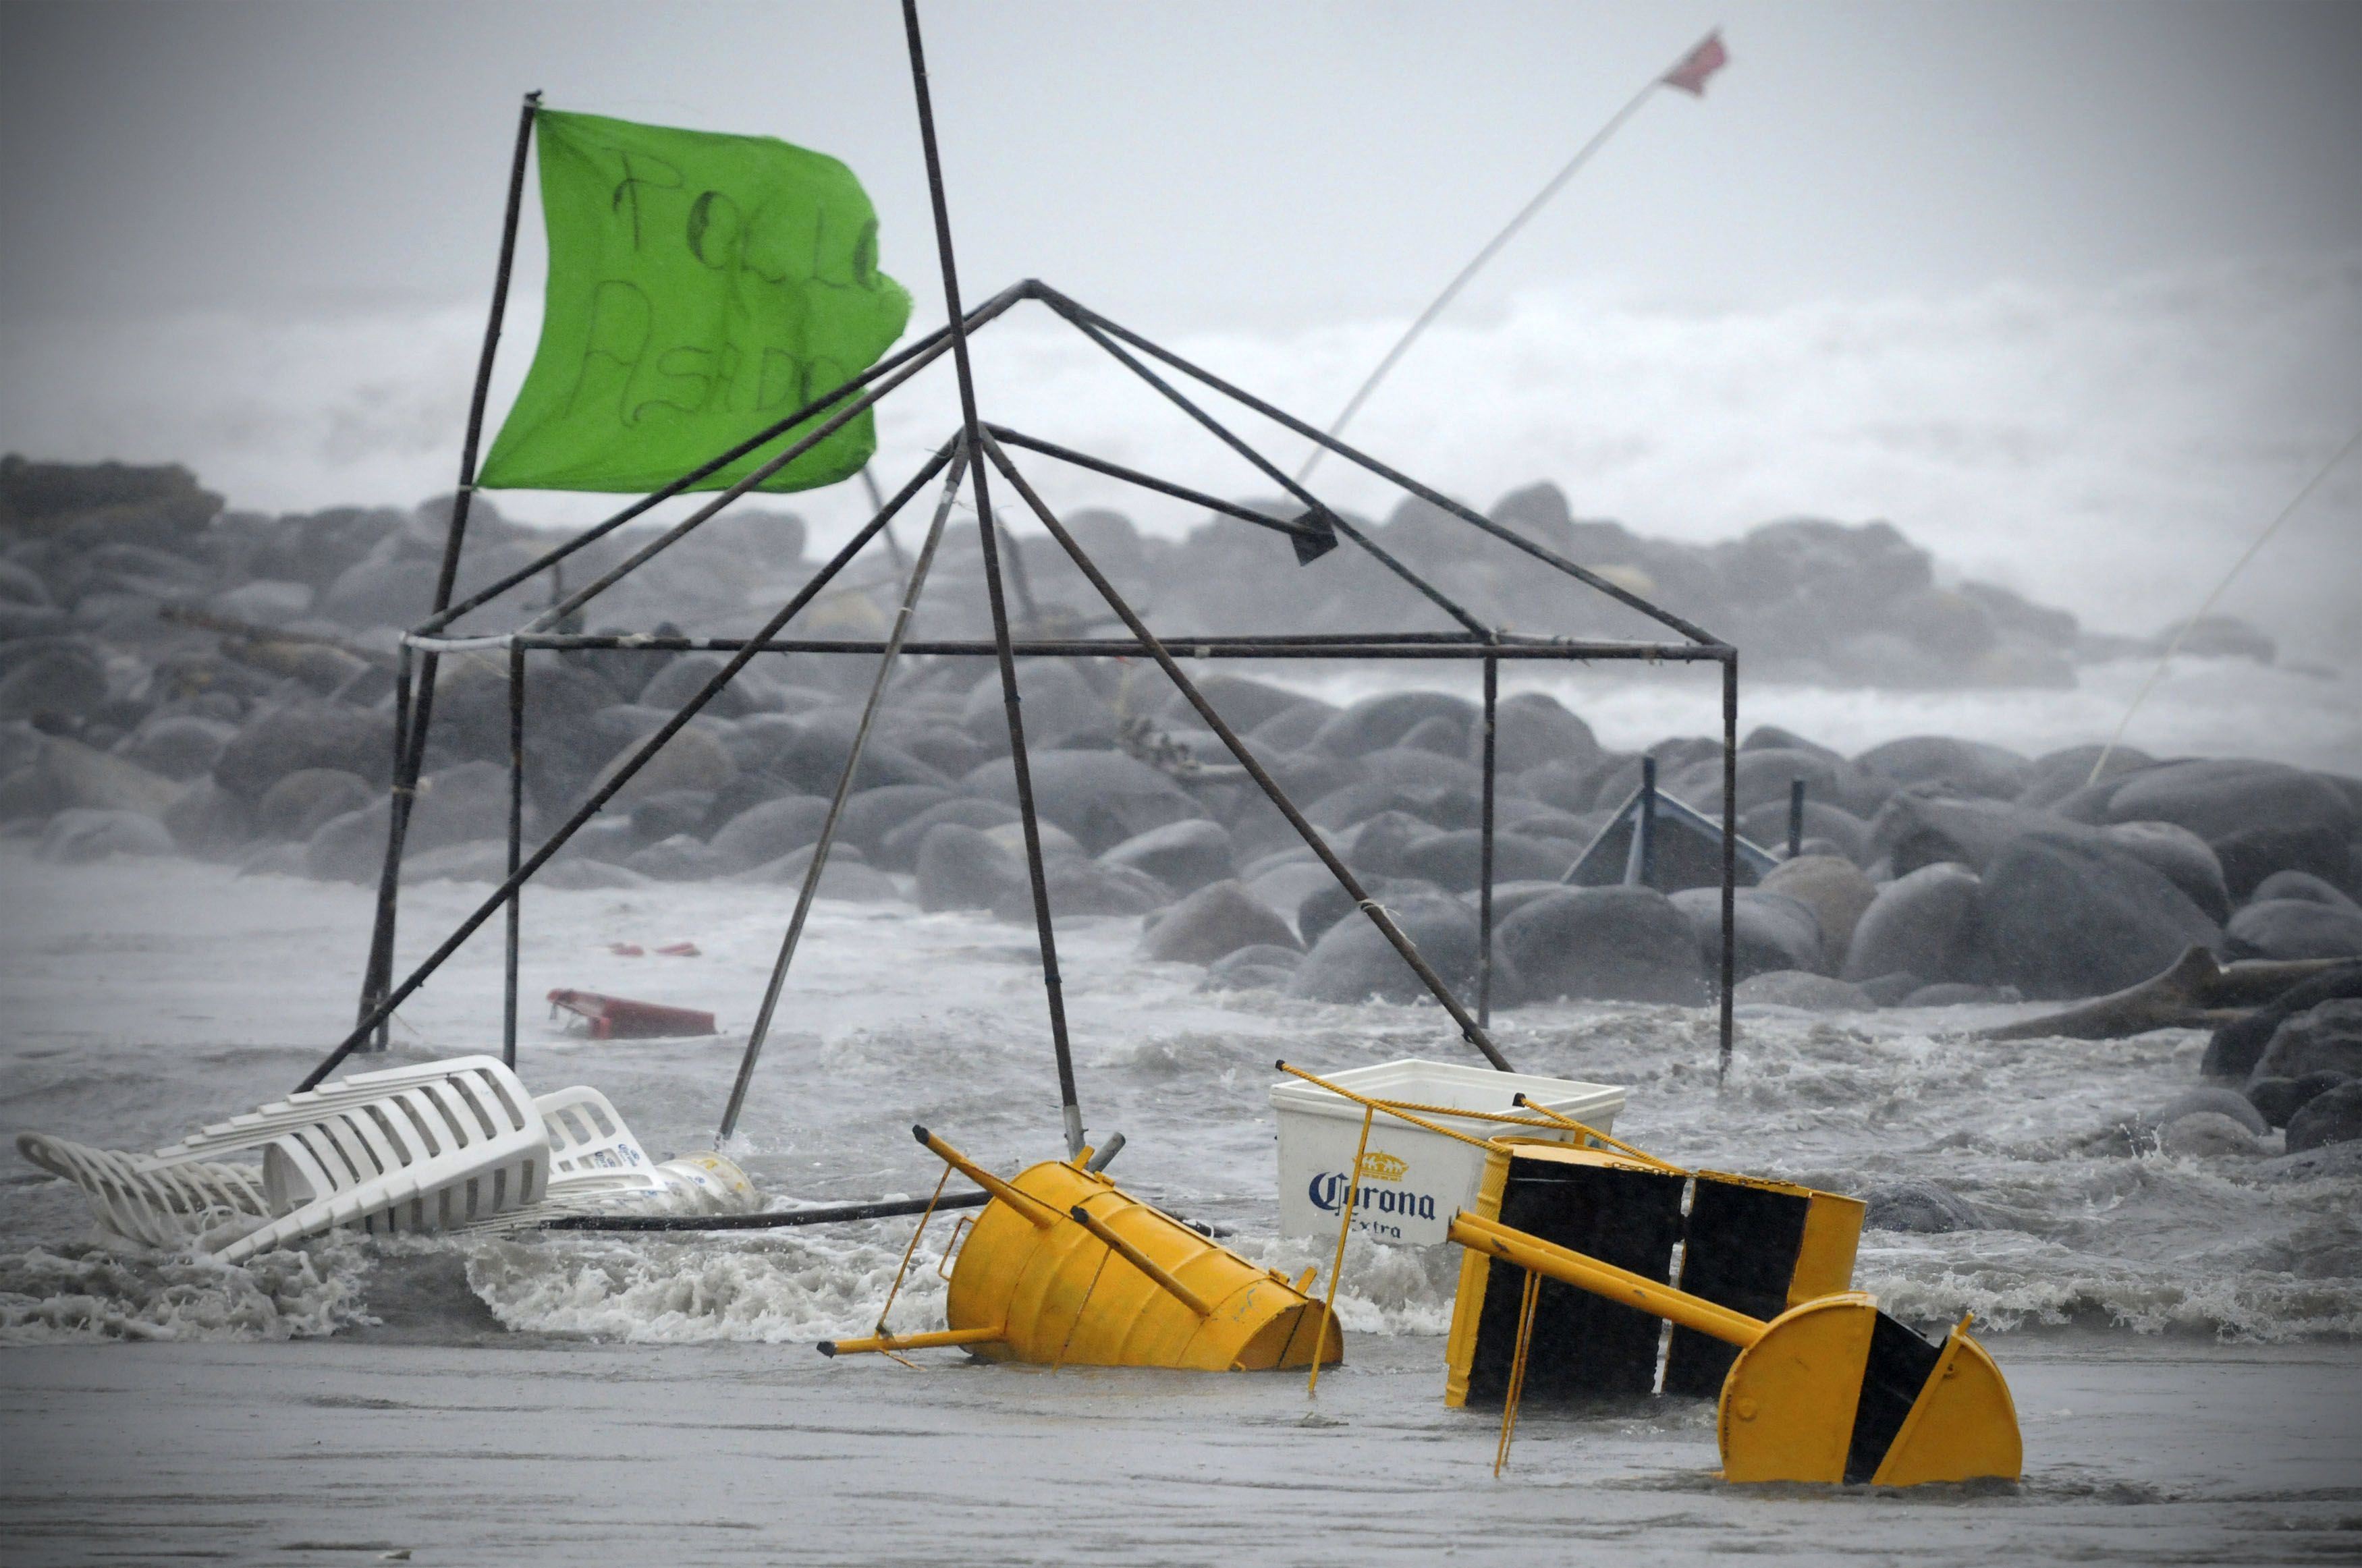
[961,659,1111,748]
[1840,863,1983,986]
[1855,735,2031,801]
[707,795,832,870]
[624,834,723,882]
[1478,691,1601,773]
[2151,1086,2270,1136]
[1155,673,1309,735]
[764,710,952,797]
[1394,829,1576,891]
[963,750,1205,855]
[162,778,254,858]
[1361,745,1485,794]
[994,859,1171,920]
[1287,889,1486,1005]
[733,843,899,903]
[1863,1181,1981,1234]
[2015,744,2153,810]
[1495,885,1707,1005]
[215,702,394,800]
[915,822,1026,912]
[1101,818,1236,895]
[1139,880,1302,965]
[2202,963,2362,1079]
[1758,856,1879,968]
[636,652,758,719]
[2251,870,2362,914]
[299,760,523,884]
[835,785,958,856]
[1866,793,2052,876]
[38,808,175,864]
[0,645,109,722]
[255,768,376,841]
[2104,820,2230,922]
[877,797,1020,869]
[2225,899,2362,961]
[1311,690,1476,758]
[585,722,738,808]
[1739,799,1870,864]
[2088,758,2359,897]
[2253,1000,2362,1082]
[2286,1080,2362,1154]
[1977,829,2222,999]
[116,715,236,782]
[1670,888,1823,980]
[2245,1071,2350,1130]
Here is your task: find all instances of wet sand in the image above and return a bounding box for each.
[3,1331,2357,1567]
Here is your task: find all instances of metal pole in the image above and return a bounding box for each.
[1718,654,1738,1080]
[503,643,525,1069]
[718,443,969,1142]
[1640,755,1659,887]
[1033,284,1722,648]
[354,90,541,1051]
[1296,33,1715,482]
[295,444,956,1093]
[984,426,1328,551]
[983,432,1515,1072]
[358,646,415,1051]
[474,632,1715,661]
[1624,756,1656,886]
[1478,653,1498,1028]
[902,0,1087,1156]
[1786,779,1805,860]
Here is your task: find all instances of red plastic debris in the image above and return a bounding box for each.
[546,988,717,1040]
[607,943,645,957]
[655,941,701,957]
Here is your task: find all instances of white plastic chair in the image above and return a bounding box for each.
[20,1056,551,1263]
[20,1059,760,1256]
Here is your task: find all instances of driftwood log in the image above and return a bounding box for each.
[1977,947,2349,1042]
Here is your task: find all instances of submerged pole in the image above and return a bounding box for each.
[1787,778,1805,860]
[503,643,525,1069]
[356,90,541,1051]
[983,432,1514,1072]
[718,445,969,1142]
[903,0,1087,1156]
[1478,653,1498,1028]
[1718,653,1738,1080]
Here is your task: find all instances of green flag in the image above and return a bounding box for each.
[477,108,912,495]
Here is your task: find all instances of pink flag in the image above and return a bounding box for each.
[1662,32,1729,96]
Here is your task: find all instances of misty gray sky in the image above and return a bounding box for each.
[6,1,2359,337]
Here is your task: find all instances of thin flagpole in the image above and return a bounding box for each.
[1297,30,1721,482]
[903,0,1088,1157]
[2087,423,2362,785]
[356,88,541,1049]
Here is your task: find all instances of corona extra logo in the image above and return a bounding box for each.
[1308,1171,1437,1221]
[1357,1150,1407,1181]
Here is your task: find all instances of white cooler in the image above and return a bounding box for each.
[1271,1058,1627,1248]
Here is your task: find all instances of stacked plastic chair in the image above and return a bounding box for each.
[18,1057,757,1261]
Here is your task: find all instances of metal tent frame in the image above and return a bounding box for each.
[303,7,1745,1152]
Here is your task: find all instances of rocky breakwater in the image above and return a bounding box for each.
[4,456,2356,1155]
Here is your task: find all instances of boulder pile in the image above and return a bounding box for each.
[6,453,2355,1129]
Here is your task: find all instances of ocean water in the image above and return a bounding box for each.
[3,848,2355,1353]
[4,851,2360,1563]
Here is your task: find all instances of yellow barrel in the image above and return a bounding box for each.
[929,1131,1340,1371]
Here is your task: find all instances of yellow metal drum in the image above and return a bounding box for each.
[822,1127,1340,1372]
